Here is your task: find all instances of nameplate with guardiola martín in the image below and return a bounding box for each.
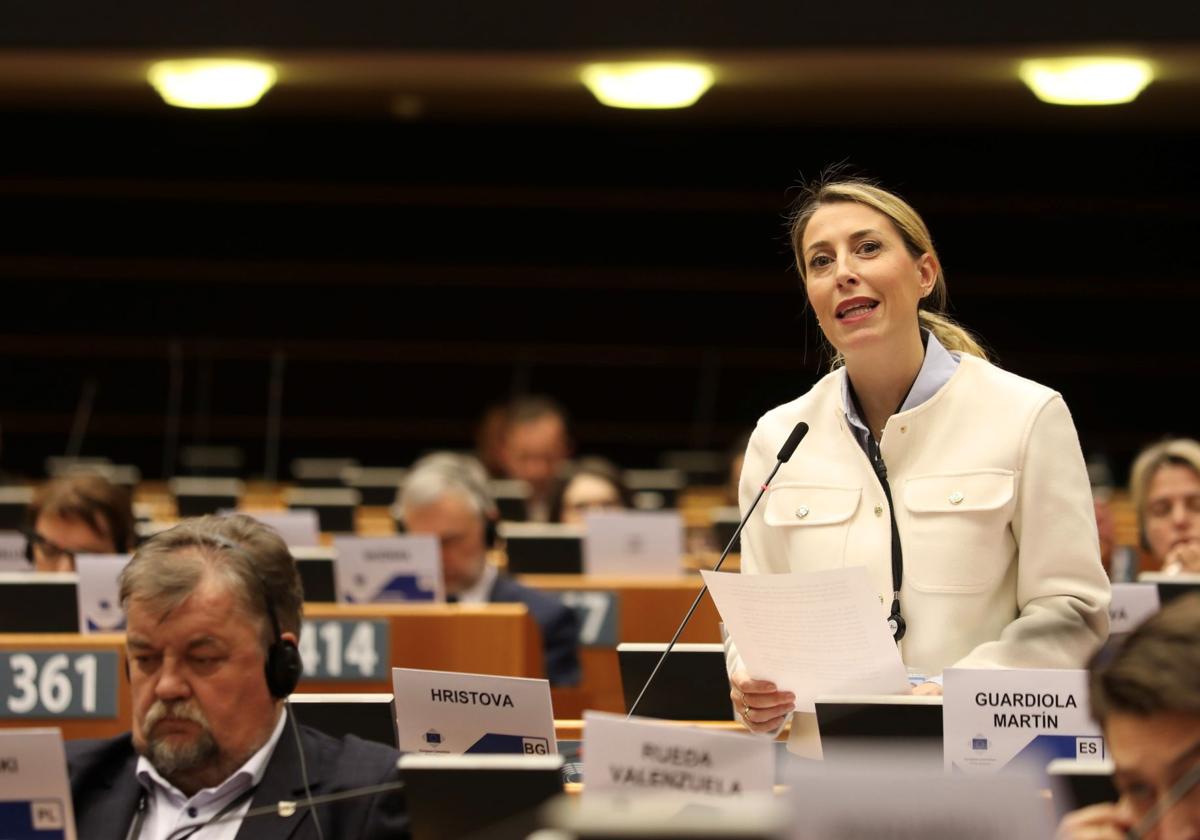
[942,668,1103,774]
[392,667,556,756]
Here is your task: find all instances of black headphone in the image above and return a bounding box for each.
[121,535,302,699]
[213,535,302,699]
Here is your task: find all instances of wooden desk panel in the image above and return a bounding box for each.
[515,575,722,644]
[1,606,541,740]
[520,575,725,718]
[554,718,787,742]
[300,602,543,694]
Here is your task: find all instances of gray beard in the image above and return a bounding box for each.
[144,727,220,779]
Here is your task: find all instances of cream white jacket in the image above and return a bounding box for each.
[728,355,1110,748]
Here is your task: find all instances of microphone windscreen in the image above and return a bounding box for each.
[776,422,810,463]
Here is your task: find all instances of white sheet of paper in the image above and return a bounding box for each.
[583,511,683,575]
[0,728,77,839]
[943,668,1101,774]
[582,711,774,802]
[0,531,29,571]
[239,509,321,547]
[392,667,556,755]
[75,554,131,633]
[700,567,909,712]
[1109,583,1161,634]
[334,535,443,603]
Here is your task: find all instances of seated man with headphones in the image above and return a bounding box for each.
[65,514,408,839]
[398,453,582,686]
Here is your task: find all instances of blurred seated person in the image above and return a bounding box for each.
[67,514,408,838]
[549,457,632,525]
[474,401,510,479]
[726,430,752,506]
[1057,594,1200,839]
[498,396,572,521]
[24,473,136,572]
[1130,438,1200,575]
[399,453,582,686]
[1094,494,1137,582]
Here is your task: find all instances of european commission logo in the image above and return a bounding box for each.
[971,736,989,751]
[423,730,442,746]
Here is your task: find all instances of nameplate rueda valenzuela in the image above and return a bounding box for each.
[297,619,390,681]
[0,650,119,718]
[333,535,444,604]
[581,711,774,801]
[942,668,1104,773]
[0,728,77,839]
[391,667,556,756]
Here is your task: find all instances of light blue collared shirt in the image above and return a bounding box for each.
[840,330,961,454]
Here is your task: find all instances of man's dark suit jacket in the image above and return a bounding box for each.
[489,572,582,687]
[66,723,408,840]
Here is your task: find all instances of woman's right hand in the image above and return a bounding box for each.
[730,669,795,734]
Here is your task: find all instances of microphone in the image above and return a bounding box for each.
[194,780,408,829]
[626,421,809,718]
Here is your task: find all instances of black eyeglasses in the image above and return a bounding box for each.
[21,528,78,565]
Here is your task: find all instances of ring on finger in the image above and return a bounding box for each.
[741,705,753,723]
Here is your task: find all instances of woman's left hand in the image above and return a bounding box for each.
[911,681,943,696]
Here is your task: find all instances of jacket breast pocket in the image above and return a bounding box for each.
[901,469,1016,592]
[761,483,861,569]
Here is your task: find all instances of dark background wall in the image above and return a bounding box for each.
[3,109,1196,481]
[1,2,1198,481]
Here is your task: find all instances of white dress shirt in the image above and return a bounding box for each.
[453,562,498,604]
[133,708,287,840]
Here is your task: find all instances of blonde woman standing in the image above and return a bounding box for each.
[728,178,1111,751]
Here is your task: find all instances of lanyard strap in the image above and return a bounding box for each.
[129,783,260,840]
[847,381,908,642]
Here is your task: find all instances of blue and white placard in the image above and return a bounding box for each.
[334,535,443,603]
[943,668,1103,774]
[0,532,29,572]
[239,510,321,547]
[582,711,774,802]
[1109,583,1161,635]
[583,511,684,575]
[392,667,556,755]
[0,728,76,839]
[74,554,130,633]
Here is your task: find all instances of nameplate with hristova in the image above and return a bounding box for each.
[392,667,555,756]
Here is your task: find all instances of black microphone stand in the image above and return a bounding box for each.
[626,422,808,718]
